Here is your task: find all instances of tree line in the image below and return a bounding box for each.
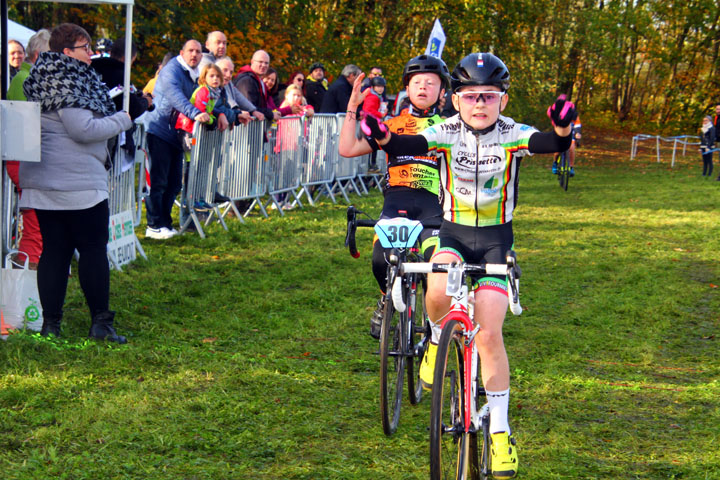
[10,0,720,133]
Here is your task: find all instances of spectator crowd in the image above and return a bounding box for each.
[3,24,409,342]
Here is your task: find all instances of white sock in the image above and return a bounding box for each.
[429,319,443,344]
[486,388,510,434]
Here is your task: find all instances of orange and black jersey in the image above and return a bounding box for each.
[378,107,445,195]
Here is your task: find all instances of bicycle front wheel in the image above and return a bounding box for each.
[430,320,479,480]
[379,266,405,436]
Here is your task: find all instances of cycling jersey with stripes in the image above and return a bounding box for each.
[419,114,537,227]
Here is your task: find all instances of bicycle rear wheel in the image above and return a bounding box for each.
[407,273,427,405]
[379,266,405,436]
[429,320,479,480]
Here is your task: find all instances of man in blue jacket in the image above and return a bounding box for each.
[143,39,228,239]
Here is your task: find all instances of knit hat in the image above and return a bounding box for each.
[309,62,325,73]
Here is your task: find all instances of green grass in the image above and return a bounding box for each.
[1,129,719,479]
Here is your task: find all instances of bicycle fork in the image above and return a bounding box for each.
[440,301,479,435]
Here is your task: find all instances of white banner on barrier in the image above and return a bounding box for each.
[108,210,136,267]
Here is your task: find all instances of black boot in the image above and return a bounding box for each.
[40,315,62,337]
[213,192,230,203]
[89,311,127,344]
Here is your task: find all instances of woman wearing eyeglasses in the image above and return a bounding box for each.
[20,23,133,343]
[357,52,575,480]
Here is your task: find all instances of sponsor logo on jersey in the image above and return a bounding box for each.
[454,154,502,168]
[440,122,461,132]
[411,179,435,189]
[481,176,501,195]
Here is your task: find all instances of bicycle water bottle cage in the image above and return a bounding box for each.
[374,218,423,249]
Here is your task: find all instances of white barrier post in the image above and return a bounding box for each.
[671,138,677,167]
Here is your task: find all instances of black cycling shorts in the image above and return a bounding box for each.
[380,187,443,223]
[433,220,514,293]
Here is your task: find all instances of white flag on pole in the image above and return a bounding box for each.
[425,19,446,59]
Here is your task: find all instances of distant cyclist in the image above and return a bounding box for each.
[339,55,448,351]
[356,52,575,479]
[552,105,581,176]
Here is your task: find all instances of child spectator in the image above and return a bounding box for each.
[273,84,315,209]
[700,115,715,177]
[362,76,388,120]
[175,63,225,149]
[279,84,314,117]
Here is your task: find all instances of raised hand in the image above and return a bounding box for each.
[547,94,576,128]
[348,73,368,111]
[360,112,389,140]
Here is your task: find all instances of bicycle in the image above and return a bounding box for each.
[345,205,436,435]
[556,149,570,191]
[393,253,522,479]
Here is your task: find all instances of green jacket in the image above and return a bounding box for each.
[7,62,32,101]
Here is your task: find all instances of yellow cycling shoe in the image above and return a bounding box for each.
[490,432,518,479]
[419,342,438,390]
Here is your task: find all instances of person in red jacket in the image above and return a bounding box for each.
[362,76,388,119]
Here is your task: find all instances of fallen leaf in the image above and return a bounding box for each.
[202,337,217,343]
[673,248,684,252]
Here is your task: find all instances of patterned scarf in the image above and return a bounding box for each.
[206,85,221,100]
[23,51,116,117]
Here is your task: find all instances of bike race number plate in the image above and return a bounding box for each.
[374,218,424,249]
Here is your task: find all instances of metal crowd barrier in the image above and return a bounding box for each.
[179,123,229,238]
[218,120,269,220]
[134,112,382,238]
[333,114,365,202]
[266,116,306,214]
[107,133,147,269]
[133,122,150,227]
[1,169,18,261]
[630,134,702,167]
[297,113,339,205]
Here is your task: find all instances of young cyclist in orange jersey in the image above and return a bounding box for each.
[339,55,449,366]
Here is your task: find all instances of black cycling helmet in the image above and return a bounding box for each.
[450,53,510,92]
[370,76,386,88]
[402,54,450,89]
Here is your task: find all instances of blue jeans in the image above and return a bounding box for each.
[146,133,183,228]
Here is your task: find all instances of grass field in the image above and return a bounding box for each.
[1,128,719,479]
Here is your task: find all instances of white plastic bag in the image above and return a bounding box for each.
[1,252,42,336]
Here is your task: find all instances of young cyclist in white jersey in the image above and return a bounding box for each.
[358,52,575,479]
